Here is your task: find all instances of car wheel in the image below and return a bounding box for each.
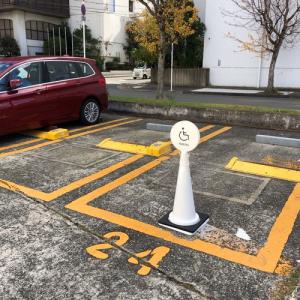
[133,77,137,79]
[142,74,147,79]
[80,99,100,125]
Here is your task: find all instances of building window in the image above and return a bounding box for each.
[0,19,13,38]
[25,20,56,41]
[129,0,134,12]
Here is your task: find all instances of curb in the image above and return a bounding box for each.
[108,101,300,131]
[182,90,293,98]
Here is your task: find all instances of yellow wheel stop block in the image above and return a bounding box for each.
[98,138,172,157]
[226,157,300,182]
[22,128,69,141]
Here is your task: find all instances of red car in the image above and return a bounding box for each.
[0,56,108,136]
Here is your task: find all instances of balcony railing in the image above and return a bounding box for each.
[0,0,70,18]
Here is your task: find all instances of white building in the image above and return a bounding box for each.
[69,0,145,64]
[0,1,69,56]
[202,0,300,88]
[5,0,298,89]
[0,0,144,63]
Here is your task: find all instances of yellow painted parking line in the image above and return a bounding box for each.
[65,126,300,273]
[98,139,172,157]
[0,138,43,152]
[0,118,142,159]
[226,157,300,182]
[200,126,232,143]
[69,118,131,134]
[66,184,300,274]
[257,183,300,272]
[68,127,300,274]
[198,124,217,133]
[0,124,214,201]
[0,118,131,154]
[0,154,144,201]
[23,128,69,141]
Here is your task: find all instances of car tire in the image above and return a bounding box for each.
[133,77,137,79]
[143,74,147,79]
[80,99,101,125]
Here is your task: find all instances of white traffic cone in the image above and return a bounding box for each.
[158,120,209,235]
[168,150,200,226]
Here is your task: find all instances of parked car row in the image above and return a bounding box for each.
[0,56,108,136]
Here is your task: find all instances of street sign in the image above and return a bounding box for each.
[81,0,86,58]
[170,121,200,153]
[81,1,86,15]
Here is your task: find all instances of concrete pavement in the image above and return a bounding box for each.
[106,78,300,110]
[0,114,299,299]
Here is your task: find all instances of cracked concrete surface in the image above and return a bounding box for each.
[0,114,299,299]
[0,191,206,300]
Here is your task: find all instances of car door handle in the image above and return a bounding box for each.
[35,89,45,95]
[76,82,81,86]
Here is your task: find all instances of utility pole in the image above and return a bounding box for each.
[47,27,50,55]
[170,43,174,92]
[52,27,56,55]
[81,0,86,58]
[65,27,68,55]
[59,26,62,56]
[71,30,74,56]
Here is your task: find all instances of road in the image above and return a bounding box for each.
[106,77,300,110]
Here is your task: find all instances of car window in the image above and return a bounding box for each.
[67,62,79,78]
[0,73,9,92]
[76,62,94,77]
[46,61,80,82]
[6,62,43,89]
[0,62,12,73]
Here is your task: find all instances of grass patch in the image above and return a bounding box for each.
[271,266,300,300]
[109,95,300,116]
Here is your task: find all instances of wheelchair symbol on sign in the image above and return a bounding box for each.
[179,128,189,142]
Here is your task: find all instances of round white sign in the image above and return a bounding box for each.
[170,121,200,152]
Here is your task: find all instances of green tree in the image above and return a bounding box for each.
[131,0,199,98]
[166,16,205,68]
[124,27,157,67]
[0,36,20,57]
[73,25,103,69]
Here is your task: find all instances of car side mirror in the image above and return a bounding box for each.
[9,79,22,90]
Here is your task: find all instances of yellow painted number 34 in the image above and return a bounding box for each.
[86,231,170,276]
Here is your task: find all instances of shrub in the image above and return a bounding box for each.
[0,36,20,57]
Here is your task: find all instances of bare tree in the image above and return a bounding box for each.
[136,0,198,99]
[225,0,300,94]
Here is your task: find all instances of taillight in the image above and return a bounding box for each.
[98,75,106,86]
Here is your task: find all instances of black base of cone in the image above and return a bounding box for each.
[158,211,209,235]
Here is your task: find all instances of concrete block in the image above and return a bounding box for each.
[98,138,172,157]
[23,128,69,140]
[146,123,173,132]
[256,135,300,148]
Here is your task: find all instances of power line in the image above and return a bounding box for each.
[71,0,131,9]
[70,12,136,17]
[10,0,134,9]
